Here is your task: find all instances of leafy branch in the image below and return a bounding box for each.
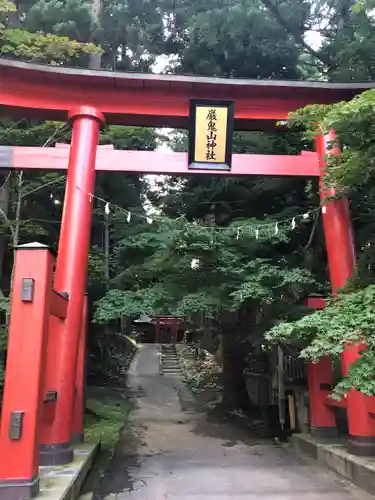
[260,0,331,67]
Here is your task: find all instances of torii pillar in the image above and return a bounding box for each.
[313,130,375,455]
[308,130,355,438]
[39,107,104,464]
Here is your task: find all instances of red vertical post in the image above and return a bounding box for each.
[72,294,88,443]
[316,131,356,293]
[40,107,104,465]
[308,359,336,437]
[342,342,375,455]
[309,131,355,438]
[155,321,160,343]
[171,321,178,343]
[305,296,336,437]
[0,243,54,500]
[317,131,375,454]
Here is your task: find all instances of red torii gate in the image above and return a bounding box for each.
[152,316,184,343]
[0,58,375,499]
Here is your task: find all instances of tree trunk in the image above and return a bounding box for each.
[220,311,251,411]
[221,306,260,414]
[0,176,10,287]
[88,0,102,70]
[9,170,23,296]
[104,213,109,286]
[221,328,239,410]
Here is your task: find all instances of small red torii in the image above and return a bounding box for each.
[152,316,184,343]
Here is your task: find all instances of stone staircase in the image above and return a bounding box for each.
[160,344,182,377]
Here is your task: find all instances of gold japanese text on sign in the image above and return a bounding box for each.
[194,106,228,163]
[188,99,234,170]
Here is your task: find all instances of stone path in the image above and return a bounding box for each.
[93,344,374,500]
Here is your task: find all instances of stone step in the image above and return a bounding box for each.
[160,345,182,375]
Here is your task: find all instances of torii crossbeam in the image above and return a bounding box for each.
[0,146,320,176]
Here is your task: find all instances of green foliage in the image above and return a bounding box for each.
[288,90,375,192]
[178,345,223,394]
[265,285,375,396]
[0,0,15,28]
[353,0,375,10]
[100,126,158,151]
[0,28,101,63]
[164,0,302,78]
[24,0,95,41]
[94,215,317,345]
[1,0,101,65]
[0,0,15,12]
[100,0,166,71]
[0,120,71,147]
[85,396,129,450]
[264,85,375,396]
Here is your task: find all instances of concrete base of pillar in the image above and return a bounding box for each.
[348,435,375,457]
[39,442,74,466]
[0,476,39,500]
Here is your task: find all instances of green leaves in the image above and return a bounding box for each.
[1,0,101,65]
[24,0,95,41]
[352,0,375,12]
[93,285,174,322]
[166,0,302,79]
[266,285,375,396]
[0,28,101,63]
[94,213,316,331]
[0,0,15,12]
[288,92,375,191]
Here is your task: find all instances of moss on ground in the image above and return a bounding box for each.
[84,395,130,451]
[81,394,131,495]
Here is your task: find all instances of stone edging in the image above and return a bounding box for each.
[292,433,375,495]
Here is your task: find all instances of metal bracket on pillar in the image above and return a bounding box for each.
[21,278,35,302]
[9,412,24,441]
[44,391,58,403]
